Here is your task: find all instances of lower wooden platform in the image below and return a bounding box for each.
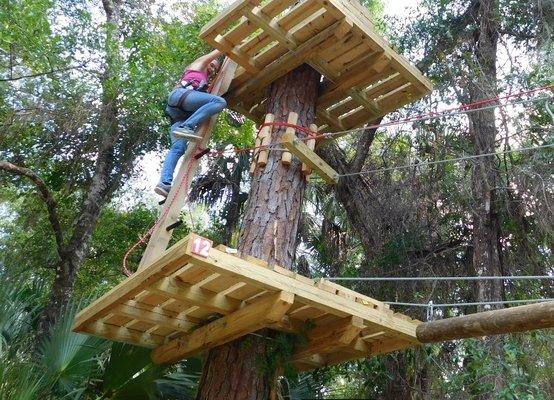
[73,234,421,370]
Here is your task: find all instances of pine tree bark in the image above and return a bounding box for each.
[467,0,504,311]
[196,64,320,400]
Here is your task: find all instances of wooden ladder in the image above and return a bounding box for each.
[136,58,238,272]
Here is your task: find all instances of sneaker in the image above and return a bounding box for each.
[173,125,202,140]
[154,182,171,197]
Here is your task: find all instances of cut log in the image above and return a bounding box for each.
[416,301,554,343]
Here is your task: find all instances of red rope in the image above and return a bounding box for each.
[122,152,197,276]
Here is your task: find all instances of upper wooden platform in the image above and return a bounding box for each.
[200,0,433,133]
[74,234,420,371]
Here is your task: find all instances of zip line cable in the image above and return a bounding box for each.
[206,90,553,159]
[336,142,554,178]
[328,275,554,282]
[386,298,554,308]
[317,88,554,140]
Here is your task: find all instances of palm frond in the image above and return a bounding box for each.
[38,302,108,397]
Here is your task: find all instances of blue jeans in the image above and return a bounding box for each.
[160,88,226,185]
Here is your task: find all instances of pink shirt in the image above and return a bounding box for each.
[179,69,208,89]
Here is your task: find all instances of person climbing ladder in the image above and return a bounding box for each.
[155,49,226,197]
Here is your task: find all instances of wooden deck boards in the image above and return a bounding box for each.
[74,234,421,370]
[200,0,433,133]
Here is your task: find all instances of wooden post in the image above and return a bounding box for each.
[416,301,554,343]
[281,112,298,165]
[256,113,274,168]
[249,127,263,175]
[302,123,317,177]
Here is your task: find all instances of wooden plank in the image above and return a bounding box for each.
[223,0,293,46]
[151,291,295,364]
[73,235,193,332]
[318,52,390,106]
[293,316,364,360]
[214,35,261,74]
[124,299,202,324]
[267,265,315,286]
[200,274,242,293]
[232,20,345,102]
[84,322,166,348]
[281,112,298,165]
[289,305,328,320]
[316,279,389,311]
[174,265,214,285]
[223,17,255,46]
[340,83,418,128]
[242,254,269,268]
[302,124,317,176]
[185,246,420,342]
[114,303,194,332]
[282,131,339,184]
[246,7,298,49]
[200,0,263,39]
[150,277,243,315]
[324,0,433,93]
[316,108,346,132]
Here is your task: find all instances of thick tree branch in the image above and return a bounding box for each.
[348,119,381,173]
[0,160,66,259]
[0,63,89,82]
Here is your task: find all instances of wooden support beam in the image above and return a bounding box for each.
[281,112,298,165]
[302,124,317,177]
[245,7,298,49]
[292,316,364,360]
[416,301,554,343]
[149,277,243,315]
[84,322,166,348]
[151,291,295,364]
[282,131,339,184]
[214,35,261,74]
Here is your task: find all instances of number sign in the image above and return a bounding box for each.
[191,235,212,258]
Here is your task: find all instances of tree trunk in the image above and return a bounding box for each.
[37,0,122,334]
[196,64,320,400]
[467,0,504,311]
[465,1,506,396]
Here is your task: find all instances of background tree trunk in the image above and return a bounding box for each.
[196,64,320,399]
[468,0,504,311]
[37,0,123,334]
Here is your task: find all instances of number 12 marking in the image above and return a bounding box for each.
[191,235,212,258]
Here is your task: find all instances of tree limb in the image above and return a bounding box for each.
[0,161,66,259]
[0,63,89,82]
[348,118,381,173]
